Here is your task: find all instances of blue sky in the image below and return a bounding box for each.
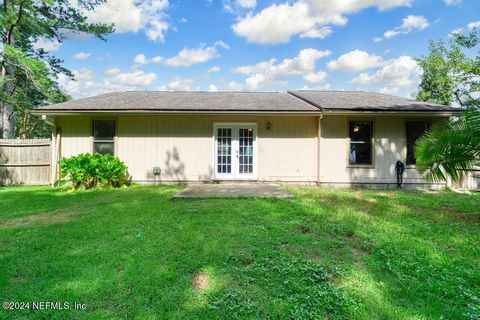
[37,0,480,99]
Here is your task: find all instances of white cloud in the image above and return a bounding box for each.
[449,28,463,37]
[224,0,257,12]
[351,56,421,89]
[134,54,148,65]
[383,15,429,39]
[73,52,91,60]
[159,77,195,91]
[443,0,461,5]
[152,56,164,63]
[228,74,286,91]
[237,0,256,9]
[132,44,227,68]
[299,83,331,90]
[165,41,229,67]
[83,0,170,42]
[234,48,331,76]
[230,48,330,90]
[299,26,332,39]
[232,0,413,44]
[208,66,221,73]
[73,69,95,82]
[105,68,157,86]
[468,21,480,30]
[379,86,400,95]
[327,50,383,72]
[373,37,383,42]
[208,84,218,92]
[58,69,96,97]
[32,38,61,52]
[303,71,327,83]
[59,67,160,98]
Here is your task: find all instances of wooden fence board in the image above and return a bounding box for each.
[0,139,51,185]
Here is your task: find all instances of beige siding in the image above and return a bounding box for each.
[57,116,91,158]
[56,114,448,186]
[320,115,445,186]
[56,115,317,182]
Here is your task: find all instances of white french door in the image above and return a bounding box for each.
[214,123,257,180]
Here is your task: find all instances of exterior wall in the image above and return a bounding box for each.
[56,113,449,187]
[319,114,446,187]
[55,115,318,183]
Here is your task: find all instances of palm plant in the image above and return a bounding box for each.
[415,105,480,182]
[415,30,480,183]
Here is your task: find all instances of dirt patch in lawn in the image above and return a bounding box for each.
[308,250,320,260]
[192,272,209,291]
[0,207,85,229]
[442,208,480,223]
[352,245,369,257]
[295,224,311,234]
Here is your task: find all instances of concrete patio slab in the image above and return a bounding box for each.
[173,183,293,198]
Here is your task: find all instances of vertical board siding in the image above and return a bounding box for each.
[57,116,91,158]
[0,139,51,185]
[320,115,445,186]
[57,115,317,182]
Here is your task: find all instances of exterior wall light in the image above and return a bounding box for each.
[266,122,272,130]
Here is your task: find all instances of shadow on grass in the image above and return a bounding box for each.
[0,186,478,319]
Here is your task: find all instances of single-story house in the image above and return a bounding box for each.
[33,90,462,188]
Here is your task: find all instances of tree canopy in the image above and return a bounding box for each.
[0,0,114,138]
[415,30,480,183]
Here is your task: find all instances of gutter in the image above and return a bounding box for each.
[31,110,323,116]
[287,91,462,116]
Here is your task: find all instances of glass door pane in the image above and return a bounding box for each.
[216,128,232,174]
[238,128,254,174]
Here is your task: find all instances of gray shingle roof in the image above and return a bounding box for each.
[35,91,320,113]
[288,90,460,112]
[34,90,461,114]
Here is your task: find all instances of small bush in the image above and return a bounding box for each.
[59,153,130,190]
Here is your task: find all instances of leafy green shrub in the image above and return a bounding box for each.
[59,153,130,190]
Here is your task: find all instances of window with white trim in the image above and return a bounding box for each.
[93,120,115,155]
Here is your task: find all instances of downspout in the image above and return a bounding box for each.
[317,115,323,186]
[286,91,325,186]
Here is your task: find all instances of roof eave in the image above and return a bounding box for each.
[31,109,323,116]
[322,109,462,116]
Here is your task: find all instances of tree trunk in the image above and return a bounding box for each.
[1,104,15,138]
[1,35,16,139]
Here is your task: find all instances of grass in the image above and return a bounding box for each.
[0,185,479,319]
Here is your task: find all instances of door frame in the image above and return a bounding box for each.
[212,122,258,180]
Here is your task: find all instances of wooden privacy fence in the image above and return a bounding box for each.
[0,139,51,185]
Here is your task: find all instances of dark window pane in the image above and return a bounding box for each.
[349,121,372,142]
[406,121,430,165]
[93,120,115,140]
[349,143,372,165]
[93,142,114,155]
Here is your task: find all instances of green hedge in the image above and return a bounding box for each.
[59,153,130,190]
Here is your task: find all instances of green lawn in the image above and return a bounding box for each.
[0,185,479,319]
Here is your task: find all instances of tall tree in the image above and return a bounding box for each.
[0,0,114,138]
[415,30,480,183]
